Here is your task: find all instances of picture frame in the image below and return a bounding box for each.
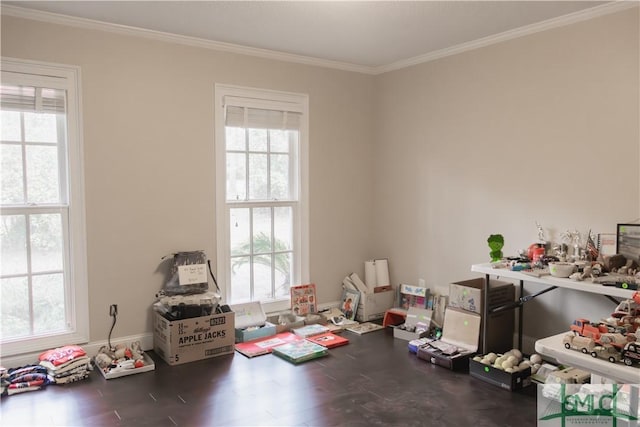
[340,289,360,321]
[596,233,617,257]
[290,283,317,315]
[616,224,640,262]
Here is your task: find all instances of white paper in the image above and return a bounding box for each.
[374,259,390,286]
[364,260,377,288]
[178,264,207,285]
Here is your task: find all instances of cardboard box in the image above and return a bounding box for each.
[231,301,277,343]
[469,359,532,391]
[417,307,480,370]
[356,289,395,322]
[153,311,235,366]
[393,307,433,341]
[266,313,305,334]
[449,278,515,353]
[398,283,429,309]
[448,278,514,314]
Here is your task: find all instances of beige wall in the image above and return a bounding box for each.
[373,8,639,350]
[1,16,376,341]
[1,6,639,353]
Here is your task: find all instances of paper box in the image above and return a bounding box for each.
[449,278,515,353]
[393,307,433,341]
[448,278,514,314]
[469,358,532,391]
[356,289,395,322]
[266,313,305,334]
[153,311,235,366]
[231,301,277,343]
[417,307,480,370]
[398,284,429,309]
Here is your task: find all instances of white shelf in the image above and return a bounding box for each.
[471,262,636,299]
[473,262,639,383]
[535,333,640,384]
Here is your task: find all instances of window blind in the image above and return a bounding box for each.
[225,105,301,130]
[0,85,66,114]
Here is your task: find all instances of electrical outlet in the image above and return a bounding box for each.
[109,304,118,317]
[418,278,426,288]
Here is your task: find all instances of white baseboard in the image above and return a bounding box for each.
[2,302,344,368]
[1,333,154,369]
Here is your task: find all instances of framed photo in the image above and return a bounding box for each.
[617,224,640,262]
[340,289,360,321]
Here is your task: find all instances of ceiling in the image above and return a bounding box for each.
[3,1,627,73]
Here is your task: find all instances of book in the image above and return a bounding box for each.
[235,332,302,358]
[306,332,349,349]
[290,283,317,315]
[292,323,329,338]
[345,322,384,335]
[271,340,328,364]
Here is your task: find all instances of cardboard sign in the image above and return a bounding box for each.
[178,264,207,285]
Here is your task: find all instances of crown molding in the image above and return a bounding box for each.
[374,1,640,74]
[2,2,637,76]
[0,4,376,75]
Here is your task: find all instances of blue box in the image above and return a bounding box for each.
[231,301,277,343]
[235,322,277,343]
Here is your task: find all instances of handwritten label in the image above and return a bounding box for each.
[178,264,207,285]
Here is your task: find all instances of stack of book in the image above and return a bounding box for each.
[272,340,329,364]
[235,332,302,358]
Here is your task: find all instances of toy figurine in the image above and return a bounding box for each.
[487,234,504,262]
[536,221,547,244]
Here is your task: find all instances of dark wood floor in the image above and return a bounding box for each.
[0,328,537,426]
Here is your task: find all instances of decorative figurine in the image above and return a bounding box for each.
[561,229,583,261]
[487,234,504,262]
[536,221,547,244]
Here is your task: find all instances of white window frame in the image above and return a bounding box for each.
[0,57,88,357]
[214,84,309,313]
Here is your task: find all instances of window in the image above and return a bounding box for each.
[0,58,88,357]
[215,85,309,312]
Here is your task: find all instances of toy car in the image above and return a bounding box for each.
[563,334,596,354]
[621,341,640,366]
[590,345,622,363]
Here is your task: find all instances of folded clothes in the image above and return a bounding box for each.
[53,370,89,384]
[39,345,87,367]
[52,363,91,379]
[7,365,48,382]
[9,372,51,384]
[6,384,44,395]
[40,356,90,374]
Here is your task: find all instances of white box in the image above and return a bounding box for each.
[393,307,433,341]
[356,289,395,322]
[153,311,235,366]
[98,352,156,380]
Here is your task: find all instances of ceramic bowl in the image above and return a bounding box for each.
[548,262,576,278]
